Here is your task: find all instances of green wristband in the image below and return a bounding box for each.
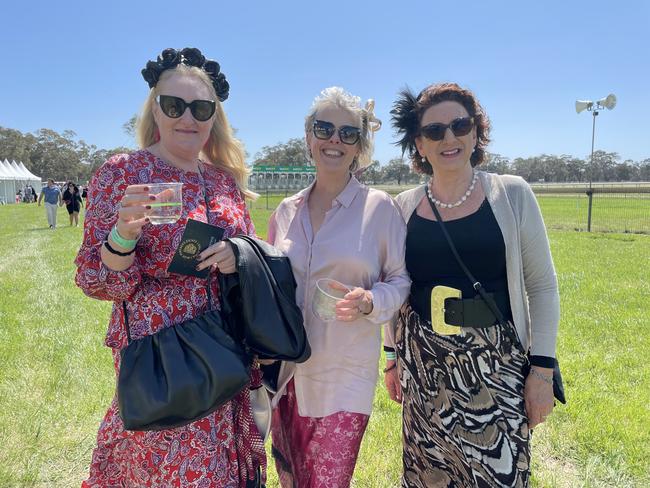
[110,226,139,250]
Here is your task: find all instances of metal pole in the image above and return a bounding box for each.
[587,110,598,231]
[589,110,598,189]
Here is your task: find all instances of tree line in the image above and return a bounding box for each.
[252,139,650,185]
[2,126,649,185]
[0,127,131,184]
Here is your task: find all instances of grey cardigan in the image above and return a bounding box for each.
[385,171,560,357]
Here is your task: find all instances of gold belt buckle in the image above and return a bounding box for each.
[430,286,462,336]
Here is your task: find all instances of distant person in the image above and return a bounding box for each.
[81,185,88,208]
[62,182,83,226]
[387,82,560,487]
[38,179,62,228]
[267,87,410,487]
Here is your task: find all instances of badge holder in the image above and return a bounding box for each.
[430,286,462,336]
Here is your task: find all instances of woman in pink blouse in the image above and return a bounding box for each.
[267,87,411,487]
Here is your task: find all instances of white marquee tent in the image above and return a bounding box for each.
[0,158,42,204]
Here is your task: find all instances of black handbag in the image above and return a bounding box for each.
[224,236,311,362]
[117,282,252,431]
[426,193,566,404]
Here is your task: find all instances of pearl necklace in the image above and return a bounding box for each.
[426,170,478,209]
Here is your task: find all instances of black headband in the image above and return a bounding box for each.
[141,47,230,102]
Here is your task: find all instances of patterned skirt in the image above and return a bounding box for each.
[271,379,370,488]
[395,303,530,488]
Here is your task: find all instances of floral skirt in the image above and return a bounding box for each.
[396,303,530,488]
[271,379,369,488]
[82,367,266,488]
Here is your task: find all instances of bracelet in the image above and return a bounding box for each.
[104,240,136,257]
[110,226,139,250]
[385,351,397,361]
[383,363,397,373]
[530,368,553,385]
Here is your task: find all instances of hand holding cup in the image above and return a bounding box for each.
[116,184,154,240]
[332,282,374,322]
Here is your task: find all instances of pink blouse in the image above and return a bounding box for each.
[267,177,410,417]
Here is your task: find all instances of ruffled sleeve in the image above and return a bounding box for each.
[74,154,143,301]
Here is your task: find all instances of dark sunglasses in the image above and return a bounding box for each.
[157,95,216,122]
[312,120,361,145]
[420,117,474,141]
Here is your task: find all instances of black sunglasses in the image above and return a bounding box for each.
[157,95,216,122]
[312,120,361,145]
[420,117,474,141]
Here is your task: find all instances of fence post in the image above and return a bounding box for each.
[586,189,593,232]
[266,189,269,210]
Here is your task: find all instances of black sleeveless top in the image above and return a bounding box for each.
[406,199,512,322]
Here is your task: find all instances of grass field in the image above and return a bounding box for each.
[0,203,648,487]
[249,189,650,235]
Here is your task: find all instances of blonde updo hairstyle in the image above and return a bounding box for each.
[136,64,256,199]
[304,87,381,172]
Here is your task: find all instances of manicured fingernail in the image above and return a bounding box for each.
[145,218,150,222]
[145,205,152,210]
[149,195,156,200]
[195,265,201,271]
[143,186,149,191]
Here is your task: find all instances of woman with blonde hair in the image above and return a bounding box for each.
[268,87,411,487]
[75,47,265,487]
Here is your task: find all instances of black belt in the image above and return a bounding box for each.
[443,292,511,328]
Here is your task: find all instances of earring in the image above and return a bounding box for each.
[421,156,427,164]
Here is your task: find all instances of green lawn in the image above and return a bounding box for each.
[0,203,648,487]
[536,194,650,234]
[249,189,650,235]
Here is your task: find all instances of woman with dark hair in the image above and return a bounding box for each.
[62,182,83,226]
[75,48,265,487]
[386,82,560,487]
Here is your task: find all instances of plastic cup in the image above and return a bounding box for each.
[148,182,183,225]
[312,278,350,322]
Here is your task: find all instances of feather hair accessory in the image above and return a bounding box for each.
[390,88,420,156]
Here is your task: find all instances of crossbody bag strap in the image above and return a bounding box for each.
[425,193,508,326]
[198,163,214,308]
[122,301,132,344]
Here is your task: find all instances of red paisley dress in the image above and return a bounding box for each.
[75,150,266,487]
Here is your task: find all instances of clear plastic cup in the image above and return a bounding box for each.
[148,182,183,225]
[312,278,350,322]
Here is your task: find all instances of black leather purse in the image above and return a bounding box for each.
[427,193,566,404]
[117,282,252,431]
[224,236,311,362]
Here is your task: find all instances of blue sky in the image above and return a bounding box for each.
[1,0,648,165]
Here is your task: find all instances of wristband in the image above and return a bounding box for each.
[104,240,136,257]
[110,226,139,250]
[385,351,397,361]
